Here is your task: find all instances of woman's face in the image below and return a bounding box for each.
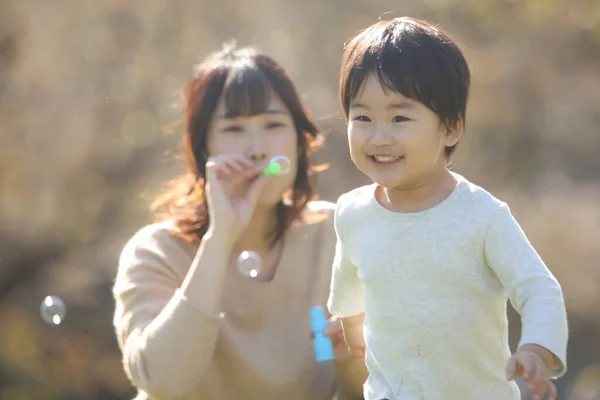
[206,90,298,206]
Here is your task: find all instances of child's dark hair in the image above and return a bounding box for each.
[340,17,470,158]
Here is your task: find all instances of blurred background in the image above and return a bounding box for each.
[1,0,599,399]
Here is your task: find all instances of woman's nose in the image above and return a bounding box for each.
[248,151,267,161]
[247,130,267,161]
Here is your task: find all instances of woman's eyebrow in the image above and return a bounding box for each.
[217,108,287,120]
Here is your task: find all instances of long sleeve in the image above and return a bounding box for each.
[484,203,568,378]
[327,196,365,318]
[113,226,222,399]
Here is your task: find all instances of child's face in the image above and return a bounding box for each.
[347,74,460,190]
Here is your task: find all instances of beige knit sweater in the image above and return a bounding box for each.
[113,201,340,400]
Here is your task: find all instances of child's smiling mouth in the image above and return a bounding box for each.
[369,155,405,164]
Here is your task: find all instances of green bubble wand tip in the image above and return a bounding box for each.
[261,155,290,177]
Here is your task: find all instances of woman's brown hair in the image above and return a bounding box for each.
[152,44,322,246]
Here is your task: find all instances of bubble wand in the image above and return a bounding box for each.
[309,306,335,362]
[261,155,291,177]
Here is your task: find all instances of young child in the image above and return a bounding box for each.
[327,17,568,400]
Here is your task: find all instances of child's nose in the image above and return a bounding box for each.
[369,124,394,146]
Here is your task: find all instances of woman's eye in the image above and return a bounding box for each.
[266,122,286,130]
[392,116,409,123]
[222,125,243,133]
[353,115,371,122]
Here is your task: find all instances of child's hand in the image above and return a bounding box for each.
[307,315,362,363]
[341,313,366,359]
[322,316,354,363]
[506,344,557,400]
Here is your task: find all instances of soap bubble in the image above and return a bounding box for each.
[40,295,66,325]
[237,250,262,278]
[270,155,291,174]
[261,155,291,177]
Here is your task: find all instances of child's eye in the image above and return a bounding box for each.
[222,125,243,133]
[353,115,371,122]
[392,116,409,123]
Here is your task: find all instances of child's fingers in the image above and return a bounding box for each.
[347,338,366,357]
[508,351,556,400]
[323,320,342,337]
[531,379,551,400]
[505,355,520,380]
[547,381,557,400]
[328,331,346,347]
[331,332,344,346]
[521,353,539,381]
[528,370,554,400]
[523,357,535,382]
[350,347,365,359]
[528,357,548,387]
[308,317,344,342]
[308,330,345,346]
[530,379,547,400]
[519,353,555,400]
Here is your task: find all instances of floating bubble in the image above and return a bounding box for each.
[261,155,291,177]
[237,250,262,278]
[40,295,66,325]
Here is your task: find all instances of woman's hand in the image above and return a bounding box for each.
[204,154,268,241]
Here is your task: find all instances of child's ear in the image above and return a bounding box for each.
[443,119,463,147]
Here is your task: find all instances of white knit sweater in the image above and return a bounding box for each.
[328,174,568,400]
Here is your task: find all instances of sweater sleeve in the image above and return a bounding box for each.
[484,204,568,378]
[327,194,365,319]
[112,226,223,399]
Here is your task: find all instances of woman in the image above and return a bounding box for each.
[112,43,368,400]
